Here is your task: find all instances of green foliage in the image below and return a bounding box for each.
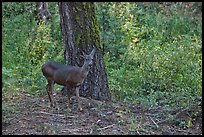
[2,2,63,94]
[2,2,202,111]
[96,2,202,108]
[2,2,35,18]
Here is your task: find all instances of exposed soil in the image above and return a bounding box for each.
[2,91,202,135]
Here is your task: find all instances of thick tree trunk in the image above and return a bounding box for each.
[59,2,111,101]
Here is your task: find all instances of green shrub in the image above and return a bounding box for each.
[2,2,63,94]
[3,2,202,110]
[97,2,202,108]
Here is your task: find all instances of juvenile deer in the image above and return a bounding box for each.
[41,48,96,111]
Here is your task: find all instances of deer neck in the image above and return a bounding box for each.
[80,62,90,78]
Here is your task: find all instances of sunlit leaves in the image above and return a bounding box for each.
[97,2,202,108]
[3,2,63,94]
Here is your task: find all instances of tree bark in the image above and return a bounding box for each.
[59,2,111,101]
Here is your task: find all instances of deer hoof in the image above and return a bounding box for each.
[50,103,54,107]
[68,108,71,113]
[55,105,59,110]
[78,107,83,111]
[53,101,57,107]
[50,103,57,109]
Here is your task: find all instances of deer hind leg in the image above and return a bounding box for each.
[46,80,55,107]
[66,85,72,112]
[76,86,82,111]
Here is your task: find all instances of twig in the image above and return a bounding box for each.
[157,118,170,124]
[145,113,157,117]
[136,130,140,135]
[10,128,19,134]
[177,129,190,134]
[97,124,115,131]
[149,116,159,128]
[34,111,76,118]
[38,111,63,117]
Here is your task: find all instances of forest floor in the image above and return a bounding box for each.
[2,91,202,135]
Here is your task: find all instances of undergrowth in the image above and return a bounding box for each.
[2,2,202,111]
[96,2,202,108]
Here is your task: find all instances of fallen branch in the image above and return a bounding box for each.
[177,129,191,134]
[136,130,140,135]
[157,118,170,124]
[97,124,115,131]
[34,111,76,118]
[10,128,19,134]
[149,116,159,128]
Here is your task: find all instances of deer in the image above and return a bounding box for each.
[41,48,96,111]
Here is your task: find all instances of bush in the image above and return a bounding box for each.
[2,2,202,109]
[97,2,202,108]
[2,2,63,94]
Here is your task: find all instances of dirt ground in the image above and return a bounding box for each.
[2,91,202,135]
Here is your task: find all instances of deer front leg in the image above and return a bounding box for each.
[46,80,54,107]
[66,85,71,112]
[50,81,58,109]
[76,86,82,111]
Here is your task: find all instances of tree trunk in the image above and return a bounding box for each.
[36,2,50,24]
[59,2,111,101]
